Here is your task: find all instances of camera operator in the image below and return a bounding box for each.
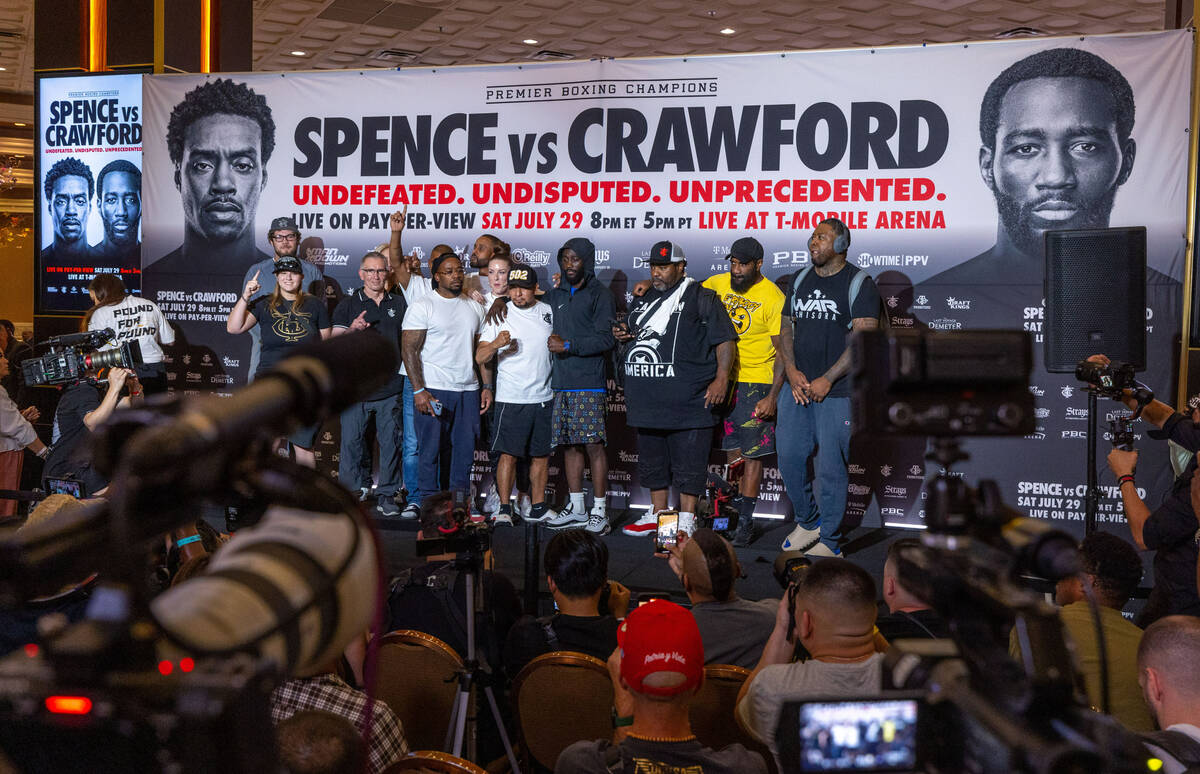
[386,491,522,666]
[1089,354,1200,623]
[875,538,949,642]
[735,558,883,762]
[43,365,142,495]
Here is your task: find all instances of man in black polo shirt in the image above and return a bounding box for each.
[332,252,407,516]
[1098,351,1200,624]
[615,241,737,538]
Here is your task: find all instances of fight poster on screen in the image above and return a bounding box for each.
[140,30,1191,529]
[36,72,143,313]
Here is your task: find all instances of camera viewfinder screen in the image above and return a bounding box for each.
[797,699,918,772]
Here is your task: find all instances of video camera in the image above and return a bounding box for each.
[20,328,143,387]
[415,490,493,559]
[809,329,1156,773]
[1075,360,1154,451]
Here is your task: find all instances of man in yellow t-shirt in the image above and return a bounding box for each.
[702,237,786,546]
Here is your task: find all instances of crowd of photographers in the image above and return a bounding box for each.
[4,212,1200,771]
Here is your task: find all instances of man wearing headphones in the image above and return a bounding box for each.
[776,218,880,556]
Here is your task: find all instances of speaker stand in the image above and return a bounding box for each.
[1085,388,1099,536]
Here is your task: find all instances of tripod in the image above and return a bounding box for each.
[444,560,522,773]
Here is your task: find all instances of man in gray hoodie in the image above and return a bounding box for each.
[538,238,617,535]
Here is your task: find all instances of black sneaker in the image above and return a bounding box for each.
[732,516,754,547]
[377,499,401,517]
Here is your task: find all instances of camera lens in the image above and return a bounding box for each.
[86,348,128,371]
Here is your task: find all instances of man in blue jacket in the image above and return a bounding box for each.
[539,237,617,534]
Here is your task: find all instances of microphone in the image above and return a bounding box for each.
[110,330,397,495]
[0,332,397,602]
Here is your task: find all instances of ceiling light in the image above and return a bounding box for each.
[0,67,7,71]
[523,39,538,45]
[719,27,735,35]
[290,50,306,56]
[13,122,25,126]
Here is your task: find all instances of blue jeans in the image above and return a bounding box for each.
[339,394,401,498]
[775,394,851,550]
[413,388,480,497]
[402,378,422,505]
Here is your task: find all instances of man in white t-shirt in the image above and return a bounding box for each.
[87,292,176,394]
[401,252,489,501]
[475,264,555,526]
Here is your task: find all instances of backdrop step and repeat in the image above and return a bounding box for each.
[41,30,1192,533]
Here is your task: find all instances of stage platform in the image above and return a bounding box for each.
[375,510,908,613]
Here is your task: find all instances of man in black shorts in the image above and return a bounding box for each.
[476,265,557,525]
[616,241,737,538]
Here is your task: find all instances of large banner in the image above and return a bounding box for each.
[141,30,1191,532]
[37,72,143,312]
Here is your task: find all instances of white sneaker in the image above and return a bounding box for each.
[493,511,514,526]
[804,542,840,557]
[622,511,659,537]
[585,509,611,536]
[483,483,501,515]
[781,524,821,551]
[518,494,532,519]
[545,501,587,528]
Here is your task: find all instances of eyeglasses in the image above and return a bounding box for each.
[361,268,388,275]
[437,267,465,276]
[271,233,299,242]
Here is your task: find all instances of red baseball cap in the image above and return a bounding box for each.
[618,599,704,697]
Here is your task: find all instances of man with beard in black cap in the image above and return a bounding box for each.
[538,238,617,534]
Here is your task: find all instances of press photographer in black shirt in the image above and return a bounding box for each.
[1090,354,1200,623]
[44,365,143,495]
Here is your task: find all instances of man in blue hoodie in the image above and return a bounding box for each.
[537,237,617,535]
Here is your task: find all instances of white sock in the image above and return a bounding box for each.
[592,497,607,515]
[570,491,586,512]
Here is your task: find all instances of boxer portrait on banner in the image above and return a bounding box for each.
[151,78,275,276]
[926,47,1137,286]
[40,157,93,269]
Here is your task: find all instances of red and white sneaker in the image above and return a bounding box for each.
[622,511,659,537]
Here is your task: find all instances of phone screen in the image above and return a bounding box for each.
[712,516,730,531]
[793,699,920,772]
[655,510,679,552]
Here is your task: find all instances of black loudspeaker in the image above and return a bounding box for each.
[1044,227,1146,373]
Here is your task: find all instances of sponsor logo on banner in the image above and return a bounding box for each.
[307,247,350,267]
[907,465,924,480]
[595,249,611,266]
[1061,386,1075,398]
[1062,430,1087,439]
[1025,429,1047,440]
[201,353,212,367]
[880,464,893,476]
[1066,407,1088,421]
[770,250,810,268]
[1035,407,1050,419]
[1029,385,1045,397]
[517,248,551,267]
[881,507,905,516]
[883,485,908,498]
[848,463,866,475]
[889,315,914,327]
[928,318,961,330]
[186,371,201,383]
[618,450,639,463]
[848,483,870,496]
[210,374,233,385]
[913,295,931,311]
[886,296,899,309]
[945,296,970,310]
[167,371,177,382]
[856,253,930,268]
[222,356,240,368]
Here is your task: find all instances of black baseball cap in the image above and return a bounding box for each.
[649,240,686,265]
[268,216,300,237]
[729,237,764,263]
[507,264,537,289]
[273,256,303,275]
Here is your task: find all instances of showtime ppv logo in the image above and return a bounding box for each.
[855,252,929,268]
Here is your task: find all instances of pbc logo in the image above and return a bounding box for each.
[881,507,905,516]
[1061,429,1087,439]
